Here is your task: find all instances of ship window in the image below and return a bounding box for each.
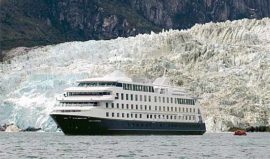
[106,112,109,117]
[106,103,109,108]
[122,113,124,117]
[111,103,114,108]
[135,95,138,101]
[151,86,154,92]
[121,93,124,100]
[117,103,119,109]
[149,96,151,102]
[112,113,114,117]
[122,104,124,109]
[116,83,123,87]
[126,94,129,100]
[154,96,157,102]
[131,94,133,101]
[126,104,129,109]
[117,113,119,117]
[116,93,119,99]
[144,95,147,102]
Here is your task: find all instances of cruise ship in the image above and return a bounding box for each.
[50,71,206,135]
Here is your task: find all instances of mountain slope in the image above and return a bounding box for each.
[1,0,270,55]
[1,18,269,131]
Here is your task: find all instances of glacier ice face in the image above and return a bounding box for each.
[1,18,270,132]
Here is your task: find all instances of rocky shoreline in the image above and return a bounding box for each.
[0,123,41,132]
[228,126,270,132]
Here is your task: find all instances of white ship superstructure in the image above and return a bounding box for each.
[50,71,206,135]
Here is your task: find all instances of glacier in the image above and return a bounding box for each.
[0,18,270,132]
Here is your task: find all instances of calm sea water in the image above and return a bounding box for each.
[0,132,269,159]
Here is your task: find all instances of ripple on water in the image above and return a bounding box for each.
[0,132,270,158]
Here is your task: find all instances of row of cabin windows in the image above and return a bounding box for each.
[66,92,110,96]
[60,102,98,106]
[106,103,197,113]
[78,82,122,87]
[106,112,143,118]
[146,114,195,121]
[106,112,195,121]
[116,93,195,105]
[123,84,154,92]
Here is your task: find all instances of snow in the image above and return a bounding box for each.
[0,18,270,132]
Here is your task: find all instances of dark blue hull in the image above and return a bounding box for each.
[50,114,206,135]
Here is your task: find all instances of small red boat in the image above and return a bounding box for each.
[234,130,247,136]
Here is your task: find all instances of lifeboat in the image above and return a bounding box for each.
[234,130,247,136]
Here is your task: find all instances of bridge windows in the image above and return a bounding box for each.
[123,83,154,93]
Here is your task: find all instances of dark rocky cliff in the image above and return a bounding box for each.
[1,0,270,55]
